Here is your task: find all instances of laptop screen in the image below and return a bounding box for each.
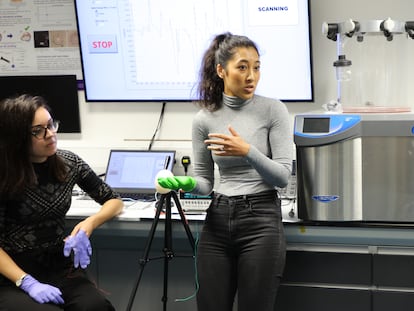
[104,150,176,195]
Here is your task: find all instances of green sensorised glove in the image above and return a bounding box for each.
[157,176,196,192]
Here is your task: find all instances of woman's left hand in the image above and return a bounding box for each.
[204,125,250,156]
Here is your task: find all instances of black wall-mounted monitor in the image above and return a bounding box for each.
[0,75,81,133]
[74,0,313,102]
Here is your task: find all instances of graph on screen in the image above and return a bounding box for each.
[74,0,313,102]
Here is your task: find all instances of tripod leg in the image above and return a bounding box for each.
[125,194,165,311]
[161,193,174,310]
[126,192,197,311]
[171,191,196,251]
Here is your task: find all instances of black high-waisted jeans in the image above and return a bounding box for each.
[196,190,286,311]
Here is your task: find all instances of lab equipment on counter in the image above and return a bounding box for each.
[322,18,414,112]
[294,113,414,222]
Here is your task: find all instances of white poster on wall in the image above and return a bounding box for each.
[0,0,82,79]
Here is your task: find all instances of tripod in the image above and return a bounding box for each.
[126,191,196,311]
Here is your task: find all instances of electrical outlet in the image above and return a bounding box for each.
[172,148,193,176]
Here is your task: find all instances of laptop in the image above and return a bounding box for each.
[104,149,176,201]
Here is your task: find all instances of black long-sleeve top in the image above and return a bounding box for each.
[0,149,120,254]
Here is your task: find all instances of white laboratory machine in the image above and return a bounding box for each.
[294,113,414,222]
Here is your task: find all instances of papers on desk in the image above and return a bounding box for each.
[66,197,101,217]
[137,208,207,221]
[117,201,154,220]
[67,196,207,221]
[67,196,153,220]
[68,196,296,222]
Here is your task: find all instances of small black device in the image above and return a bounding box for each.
[181,156,191,175]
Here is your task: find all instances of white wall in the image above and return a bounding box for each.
[59,0,414,174]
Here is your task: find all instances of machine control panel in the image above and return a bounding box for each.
[294,114,363,147]
[295,114,361,137]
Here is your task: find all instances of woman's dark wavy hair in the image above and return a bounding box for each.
[195,32,259,111]
[0,94,67,199]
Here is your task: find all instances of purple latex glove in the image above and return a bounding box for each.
[63,229,92,269]
[20,275,64,304]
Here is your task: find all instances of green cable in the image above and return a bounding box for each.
[174,222,200,302]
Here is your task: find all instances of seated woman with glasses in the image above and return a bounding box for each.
[0,94,123,310]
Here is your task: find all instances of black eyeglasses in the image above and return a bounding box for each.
[31,120,60,139]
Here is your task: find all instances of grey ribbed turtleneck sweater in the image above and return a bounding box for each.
[191,94,293,196]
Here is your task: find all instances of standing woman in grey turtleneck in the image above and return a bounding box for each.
[157,32,293,311]
[193,32,293,311]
